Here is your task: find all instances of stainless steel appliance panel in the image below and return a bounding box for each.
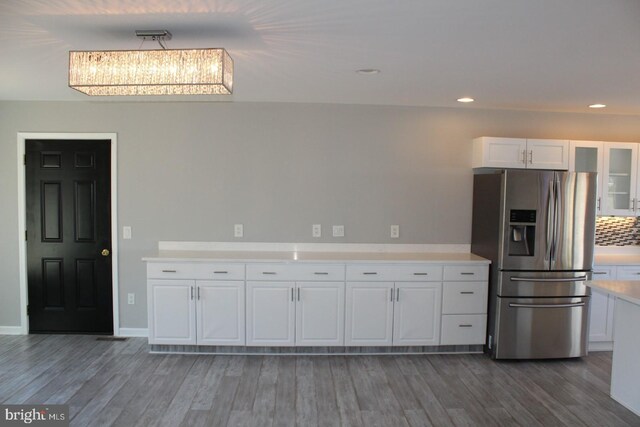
[500,170,554,271]
[552,172,597,271]
[494,296,589,359]
[497,271,591,298]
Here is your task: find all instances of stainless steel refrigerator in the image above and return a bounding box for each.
[471,170,597,359]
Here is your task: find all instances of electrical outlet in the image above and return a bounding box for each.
[123,226,132,240]
[234,224,244,238]
[391,225,400,238]
[127,293,135,305]
[332,225,345,237]
[312,224,322,238]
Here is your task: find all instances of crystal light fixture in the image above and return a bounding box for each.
[69,30,233,96]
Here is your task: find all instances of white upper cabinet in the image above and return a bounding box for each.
[602,143,638,216]
[473,137,569,170]
[569,141,604,214]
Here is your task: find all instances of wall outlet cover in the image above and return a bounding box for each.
[391,225,400,238]
[312,224,322,238]
[234,224,244,238]
[127,293,135,305]
[123,226,132,240]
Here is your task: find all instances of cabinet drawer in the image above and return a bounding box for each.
[591,265,615,280]
[614,266,640,281]
[440,315,487,345]
[147,263,198,279]
[246,263,345,281]
[443,265,488,281]
[442,282,488,314]
[192,263,245,280]
[346,264,442,281]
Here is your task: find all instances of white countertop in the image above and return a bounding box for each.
[143,250,491,264]
[594,254,640,266]
[587,280,640,306]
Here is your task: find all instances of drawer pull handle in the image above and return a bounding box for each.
[460,291,475,295]
[460,272,475,276]
[213,271,228,274]
[262,272,277,275]
[458,324,473,328]
[592,271,607,275]
[162,270,177,273]
[363,272,378,275]
[314,272,329,275]
[413,273,429,276]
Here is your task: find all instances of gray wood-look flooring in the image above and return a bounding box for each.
[0,335,638,426]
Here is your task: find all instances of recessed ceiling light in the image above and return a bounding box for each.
[457,97,474,103]
[356,69,380,75]
[589,103,606,109]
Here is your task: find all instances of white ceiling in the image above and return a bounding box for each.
[2,0,640,114]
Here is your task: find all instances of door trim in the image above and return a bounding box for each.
[17,132,119,335]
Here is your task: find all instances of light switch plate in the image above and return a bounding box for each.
[123,226,132,240]
[332,225,345,237]
[312,224,322,238]
[234,224,244,238]
[391,225,400,238]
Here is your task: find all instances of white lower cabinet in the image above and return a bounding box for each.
[197,281,245,346]
[589,265,616,349]
[246,282,295,346]
[246,278,346,347]
[147,260,489,350]
[345,281,442,346]
[148,279,196,345]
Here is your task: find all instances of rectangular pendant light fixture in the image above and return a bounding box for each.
[69,48,233,96]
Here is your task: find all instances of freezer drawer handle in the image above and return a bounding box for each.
[509,302,585,309]
[510,276,588,283]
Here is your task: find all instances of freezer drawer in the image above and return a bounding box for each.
[497,271,591,298]
[493,296,589,359]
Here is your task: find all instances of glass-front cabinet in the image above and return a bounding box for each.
[569,141,604,214]
[602,143,638,216]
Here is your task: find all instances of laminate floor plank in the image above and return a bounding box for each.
[0,336,638,427]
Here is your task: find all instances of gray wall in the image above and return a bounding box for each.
[1,101,639,328]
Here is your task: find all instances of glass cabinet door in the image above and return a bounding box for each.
[602,143,638,216]
[569,141,603,213]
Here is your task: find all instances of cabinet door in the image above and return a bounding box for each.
[569,141,604,214]
[345,282,394,346]
[473,137,527,168]
[148,279,196,345]
[246,281,295,346]
[295,282,345,346]
[589,266,616,347]
[197,281,245,346]
[526,139,569,170]
[602,143,638,216]
[393,283,442,346]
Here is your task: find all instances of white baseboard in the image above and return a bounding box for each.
[589,341,614,352]
[118,328,148,338]
[0,326,26,335]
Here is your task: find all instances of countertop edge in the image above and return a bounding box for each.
[587,280,640,306]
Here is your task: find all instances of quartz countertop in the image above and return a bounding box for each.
[587,280,640,306]
[143,250,491,264]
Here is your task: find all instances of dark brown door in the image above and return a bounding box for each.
[26,139,113,334]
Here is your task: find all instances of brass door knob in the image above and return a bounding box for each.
[101,249,110,257]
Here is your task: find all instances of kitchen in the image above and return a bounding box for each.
[2,1,640,426]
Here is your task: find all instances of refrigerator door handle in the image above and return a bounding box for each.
[552,177,560,263]
[509,275,588,283]
[509,302,585,309]
[545,179,555,262]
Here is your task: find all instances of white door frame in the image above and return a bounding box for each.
[17,132,119,335]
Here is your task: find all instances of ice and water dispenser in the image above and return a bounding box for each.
[508,210,536,256]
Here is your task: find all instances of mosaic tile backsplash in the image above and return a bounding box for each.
[595,216,640,246]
